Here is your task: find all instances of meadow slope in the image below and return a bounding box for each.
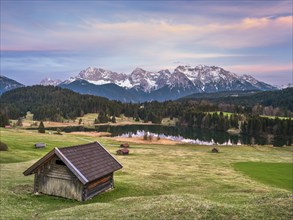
[0,128,292,219]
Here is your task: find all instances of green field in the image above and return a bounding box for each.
[234,162,293,191]
[260,115,291,120]
[0,128,293,219]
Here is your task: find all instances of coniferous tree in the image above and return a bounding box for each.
[111,116,116,123]
[0,113,9,127]
[98,112,109,123]
[38,121,45,133]
[94,118,100,124]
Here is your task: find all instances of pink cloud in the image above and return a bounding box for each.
[2,15,292,53]
[224,64,292,74]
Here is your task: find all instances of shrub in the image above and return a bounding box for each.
[143,133,148,140]
[0,141,8,151]
[211,147,219,153]
[55,128,62,135]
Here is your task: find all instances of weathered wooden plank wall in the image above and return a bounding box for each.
[84,174,113,200]
[33,155,116,201]
[36,155,83,201]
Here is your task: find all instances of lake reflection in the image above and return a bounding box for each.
[94,124,290,146]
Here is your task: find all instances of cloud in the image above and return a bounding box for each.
[224,64,292,74]
[2,15,292,52]
[201,0,292,18]
[1,1,292,86]
[223,63,293,86]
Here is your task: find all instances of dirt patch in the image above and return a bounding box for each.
[11,184,33,194]
[69,131,111,137]
[94,121,154,126]
[22,122,32,127]
[43,121,78,127]
[108,137,180,145]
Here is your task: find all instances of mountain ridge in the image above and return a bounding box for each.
[1,64,277,102]
[59,65,276,102]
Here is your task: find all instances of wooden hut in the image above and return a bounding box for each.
[116,148,129,155]
[120,143,129,148]
[35,143,46,149]
[23,142,123,201]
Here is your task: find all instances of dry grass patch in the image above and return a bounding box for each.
[69,131,111,137]
[109,136,180,145]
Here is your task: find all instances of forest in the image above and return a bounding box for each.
[0,86,292,140]
[180,88,293,112]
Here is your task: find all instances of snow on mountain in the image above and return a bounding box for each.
[276,83,293,89]
[173,65,275,92]
[78,67,128,84]
[0,75,24,94]
[129,68,168,92]
[60,65,276,96]
[174,65,240,91]
[168,68,195,89]
[40,78,62,86]
[239,74,275,91]
[62,67,128,87]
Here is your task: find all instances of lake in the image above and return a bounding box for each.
[94,125,291,147]
[41,124,291,146]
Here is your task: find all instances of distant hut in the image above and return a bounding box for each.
[120,143,129,148]
[23,142,123,201]
[116,148,129,155]
[211,147,219,153]
[35,143,46,149]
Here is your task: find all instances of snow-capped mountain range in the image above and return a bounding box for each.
[59,65,275,101]
[1,64,277,102]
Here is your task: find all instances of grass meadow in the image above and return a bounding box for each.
[0,128,292,219]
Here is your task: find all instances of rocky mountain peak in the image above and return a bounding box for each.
[70,67,127,85]
[40,78,62,86]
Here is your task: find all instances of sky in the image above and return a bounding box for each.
[1,0,292,86]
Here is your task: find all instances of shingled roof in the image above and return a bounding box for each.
[23,142,123,184]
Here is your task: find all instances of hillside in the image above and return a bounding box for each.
[1,86,292,126]
[0,85,122,121]
[0,75,24,94]
[180,88,293,111]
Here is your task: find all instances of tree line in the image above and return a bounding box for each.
[0,86,292,139]
[241,115,292,137]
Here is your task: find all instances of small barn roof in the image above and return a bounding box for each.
[117,148,129,153]
[35,143,46,147]
[120,143,129,148]
[23,142,122,184]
